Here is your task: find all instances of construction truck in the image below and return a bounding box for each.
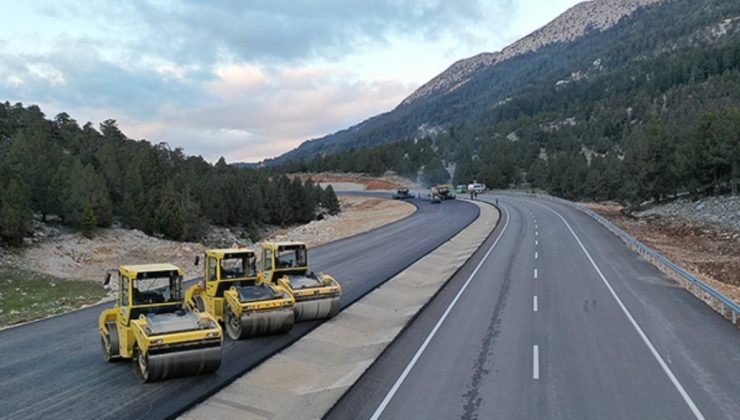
[185,248,295,340]
[431,184,456,200]
[99,264,222,383]
[393,186,413,200]
[467,181,486,194]
[260,241,341,321]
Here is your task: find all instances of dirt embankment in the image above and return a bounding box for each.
[1,195,415,285]
[587,201,740,305]
[291,172,419,191]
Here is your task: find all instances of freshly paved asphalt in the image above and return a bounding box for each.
[328,194,740,420]
[0,196,478,420]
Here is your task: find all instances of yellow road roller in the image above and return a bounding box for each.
[185,248,295,340]
[260,241,341,321]
[99,264,223,383]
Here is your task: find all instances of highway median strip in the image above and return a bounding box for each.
[182,200,499,420]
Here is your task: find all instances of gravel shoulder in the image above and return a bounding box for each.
[587,198,739,305]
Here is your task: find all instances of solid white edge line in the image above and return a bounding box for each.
[533,345,540,379]
[370,204,511,420]
[533,295,538,312]
[537,202,705,420]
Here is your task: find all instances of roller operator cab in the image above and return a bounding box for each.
[185,248,295,340]
[98,264,222,383]
[261,241,342,321]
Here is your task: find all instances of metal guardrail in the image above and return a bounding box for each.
[499,191,739,326]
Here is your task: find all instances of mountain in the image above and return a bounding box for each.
[267,0,666,165]
[401,0,663,106]
[270,0,740,205]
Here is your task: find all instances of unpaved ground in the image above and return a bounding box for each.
[587,202,740,305]
[270,195,415,247]
[291,172,419,191]
[1,195,415,285]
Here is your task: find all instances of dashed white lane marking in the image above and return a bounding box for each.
[533,295,538,312]
[535,240,538,246]
[535,251,538,259]
[370,205,512,420]
[533,345,540,380]
[536,203,705,420]
[534,268,538,279]
[535,231,538,236]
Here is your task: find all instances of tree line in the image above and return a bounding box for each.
[0,103,340,246]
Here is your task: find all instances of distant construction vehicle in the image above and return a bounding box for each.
[185,248,295,340]
[467,181,486,194]
[393,186,413,199]
[99,264,222,382]
[260,241,342,321]
[431,184,456,200]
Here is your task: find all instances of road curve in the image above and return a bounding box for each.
[328,194,740,420]
[0,197,478,420]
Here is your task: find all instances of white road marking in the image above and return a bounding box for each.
[535,251,538,259]
[533,345,540,379]
[534,268,538,279]
[537,203,705,420]
[535,231,538,236]
[535,240,538,246]
[370,205,512,420]
[533,295,538,312]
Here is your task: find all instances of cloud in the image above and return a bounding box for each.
[0,0,576,163]
[0,41,210,120]
[92,0,508,66]
[137,64,414,162]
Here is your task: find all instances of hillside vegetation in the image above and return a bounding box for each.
[0,104,341,246]
[274,0,740,204]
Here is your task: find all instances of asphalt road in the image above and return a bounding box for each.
[328,194,740,420]
[0,196,478,420]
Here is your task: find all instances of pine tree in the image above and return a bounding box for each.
[81,201,98,238]
[321,185,341,215]
[155,183,186,240]
[0,179,32,245]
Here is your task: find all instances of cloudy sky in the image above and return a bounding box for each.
[0,0,581,163]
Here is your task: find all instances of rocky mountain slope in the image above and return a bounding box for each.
[401,0,663,106]
[267,0,672,165]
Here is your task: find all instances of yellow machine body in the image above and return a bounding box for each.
[260,241,342,321]
[98,263,222,382]
[185,248,295,340]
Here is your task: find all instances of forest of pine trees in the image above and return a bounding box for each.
[278,106,739,204]
[0,103,340,246]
